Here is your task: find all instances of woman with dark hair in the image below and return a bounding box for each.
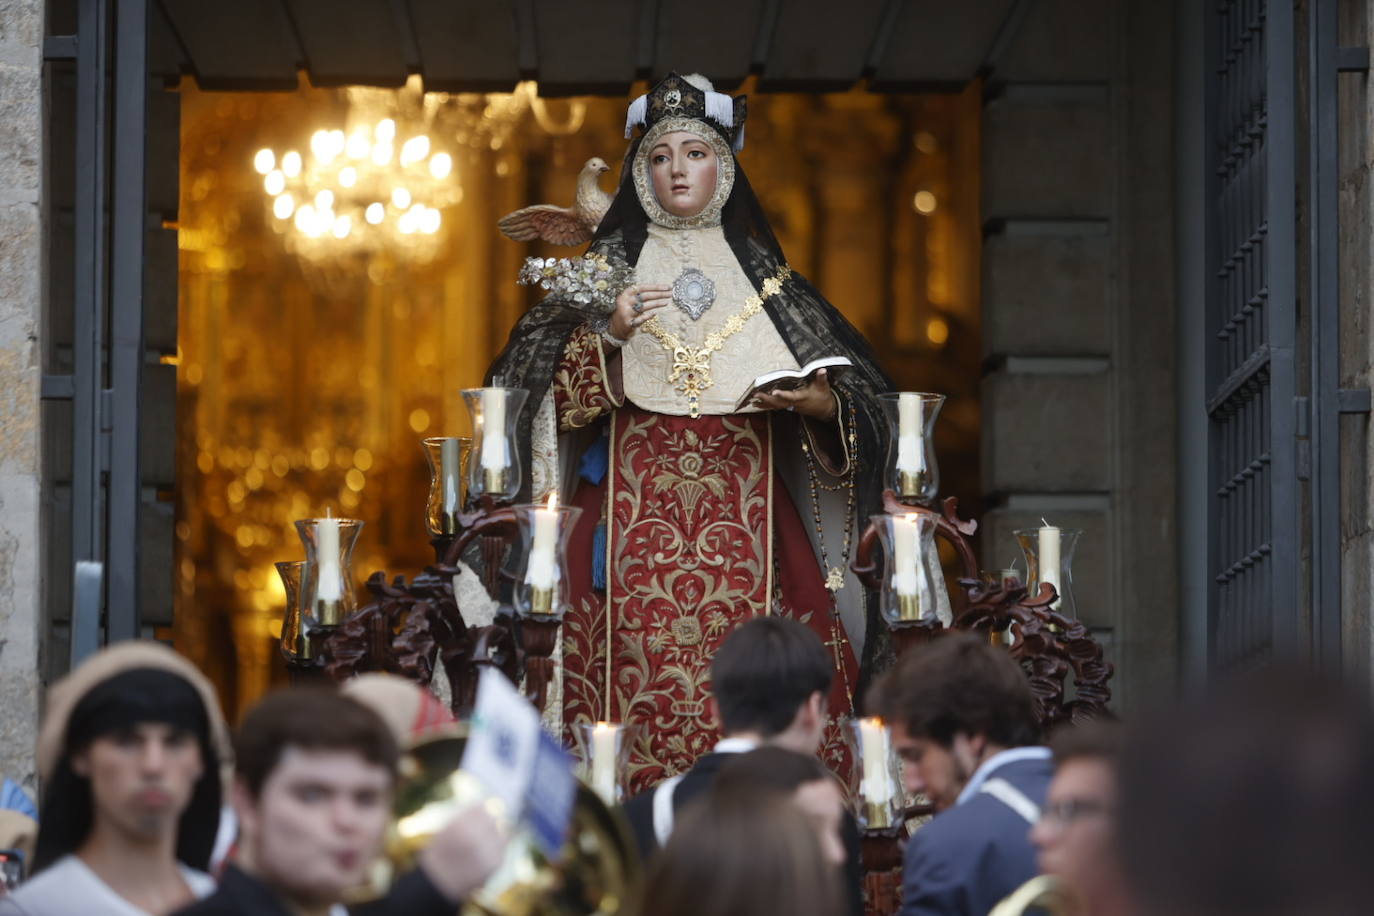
[0,642,230,915]
[489,73,922,787]
[634,792,844,916]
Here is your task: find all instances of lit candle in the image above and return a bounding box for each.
[857,717,895,828]
[896,392,927,480]
[1038,521,1062,608]
[479,388,507,472]
[891,514,923,620]
[590,721,619,803]
[526,492,559,614]
[316,514,342,602]
[440,437,460,531]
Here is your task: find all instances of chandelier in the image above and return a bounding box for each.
[252,78,585,265]
[254,117,456,261]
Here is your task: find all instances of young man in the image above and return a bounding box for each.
[874,633,1050,916]
[621,616,833,854]
[621,616,862,915]
[174,688,503,916]
[1029,721,1131,916]
[0,642,230,916]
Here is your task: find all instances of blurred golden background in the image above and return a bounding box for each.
[173,76,981,720]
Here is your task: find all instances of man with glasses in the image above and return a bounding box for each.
[1030,721,1131,916]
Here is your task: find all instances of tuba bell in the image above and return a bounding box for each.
[365,726,640,915]
[988,874,1072,916]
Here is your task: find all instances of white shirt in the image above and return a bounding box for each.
[0,854,215,916]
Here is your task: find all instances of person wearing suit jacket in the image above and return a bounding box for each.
[875,633,1052,916]
[620,616,863,915]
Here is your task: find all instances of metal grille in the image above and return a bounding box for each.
[1205,0,1298,668]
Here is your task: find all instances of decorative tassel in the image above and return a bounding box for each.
[591,521,608,590]
[624,94,648,138]
[705,91,735,128]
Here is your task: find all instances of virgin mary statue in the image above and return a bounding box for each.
[488,73,924,788]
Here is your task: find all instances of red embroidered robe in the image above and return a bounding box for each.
[552,325,858,791]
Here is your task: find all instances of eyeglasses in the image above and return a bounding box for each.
[1039,798,1112,827]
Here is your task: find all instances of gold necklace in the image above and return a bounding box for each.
[639,265,792,418]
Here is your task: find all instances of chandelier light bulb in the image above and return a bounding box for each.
[398,210,416,234]
[253,148,275,175]
[429,152,453,179]
[294,203,315,233]
[400,135,430,167]
[282,151,302,177]
[310,130,330,159]
[339,166,357,188]
[346,130,370,160]
[332,215,352,239]
[272,193,295,220]
[419,207,441,234]
[328,130,346,156]
[315,189,334,211]
[391,187,411,209]
[371,143,393,167]
[375,118,396,142]
[264,170,286,196]
[365,202,385,224]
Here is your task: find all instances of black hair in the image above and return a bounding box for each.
[33,667,221,873]
[710,617,833,738]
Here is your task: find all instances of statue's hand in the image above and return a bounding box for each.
[753,368,838,421]
[609,283,672,340]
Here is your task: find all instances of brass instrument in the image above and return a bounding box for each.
[366,728,640,915]
[988,874,1071,916]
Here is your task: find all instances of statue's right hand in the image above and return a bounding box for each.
[610,284,672,340]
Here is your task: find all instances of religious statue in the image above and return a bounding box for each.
[488,73,923,789]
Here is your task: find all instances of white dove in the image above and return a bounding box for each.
[497,157,613,246]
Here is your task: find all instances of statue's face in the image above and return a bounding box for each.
[648,131,719,218]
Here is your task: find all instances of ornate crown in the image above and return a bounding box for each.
[624,73,748,152]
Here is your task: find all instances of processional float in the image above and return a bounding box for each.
[273,384,1111,916]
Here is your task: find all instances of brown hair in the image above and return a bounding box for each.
[1048,719,1122,767]
[712,746,832,806]
[634,794,843,916]
[234,688,400,797]
[872,632,1039,748]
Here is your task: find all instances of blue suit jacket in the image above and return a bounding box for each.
[899,755,1053,916]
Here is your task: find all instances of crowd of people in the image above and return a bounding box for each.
[0,623,1369,916]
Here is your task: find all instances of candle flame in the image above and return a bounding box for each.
[865,716,884,727]
[593,720,615,732]
[546,491,558,511]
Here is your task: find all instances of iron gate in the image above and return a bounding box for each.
[1204,0,1299,668]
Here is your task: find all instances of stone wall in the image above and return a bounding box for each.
[0,0,45,791]
[980,0,1178,711]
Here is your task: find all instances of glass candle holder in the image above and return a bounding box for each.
[844,717,903,830]
[422,436,472,536]
[513,493,582,618]
[879,392,945,505]
[573,721,640,805]
[872,512,941,625]
[294,516,364,626]
[1015,525,1084,619]
[462,387,529,503]
[275,560,312,661]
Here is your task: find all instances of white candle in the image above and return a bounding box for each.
[590,721,619,803]
[440,438,460,518]
[1038,523,1062,608]
[316,515,342,602]
[526,491,559,590]
[892,514,920,596]
[479,388,507,471]
[857,718,894,807]
[896,392,927,474]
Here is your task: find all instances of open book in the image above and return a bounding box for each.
[734,356,853,412]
